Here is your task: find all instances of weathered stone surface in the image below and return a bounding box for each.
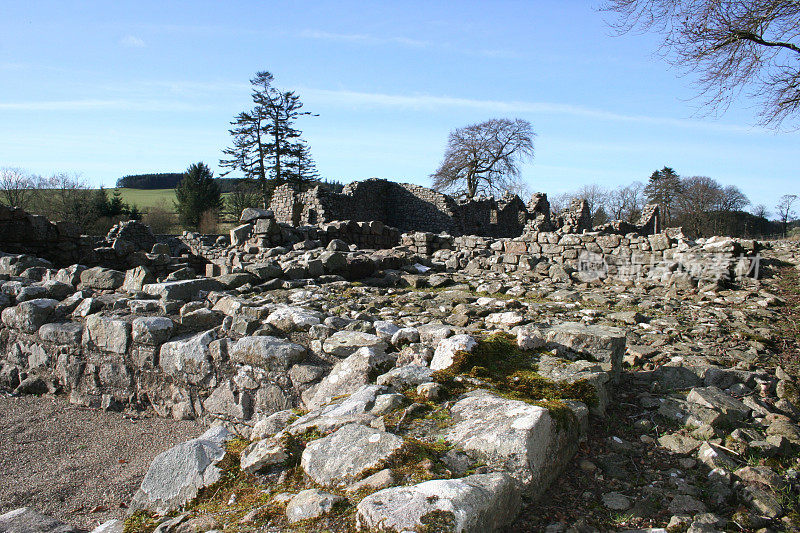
[285,489,344,524]
[230,223,253,246]
[132,316,174,345]
[265,305,323,332]
[159,331,215,384]
[89,520,123,533]
[251,410,297,440]
[240,437,288,474]
[83,315,131,354]
[79,266,125,290]
[54,264,86,286]
[345,468,395,494]
[376,364,434,390]
[486,311,525,327]
[303,347,393,410]
[322,331,387,358]
[122,266,154,293]
[390,327,420,347]
[203,380,251,421]
[301,423,404,486]
[0,507,78,533]
[38,321,83,344]
[658,433,702,454]
[374,320,400,341]
[697,442,739,471]
[130,426,232,514]
[240,207,273,223]
[430,334,477,371]
[686,386,751,422]
[444,390,581,494]
[288,385,388,436]
[546,322,625,372]
[228,336,306,370]
[143,279,223,301]
[1,298,58,333]
[356,473,521,533]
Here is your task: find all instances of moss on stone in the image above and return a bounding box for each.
[417,509,457,532]
[431,332,597,411]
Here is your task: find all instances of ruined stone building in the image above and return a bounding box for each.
[268,178,529,238]
[267,177,659,238]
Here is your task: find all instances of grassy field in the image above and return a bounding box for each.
[111,188,235,213]
[112,188,237,233]
[111,188,178,212]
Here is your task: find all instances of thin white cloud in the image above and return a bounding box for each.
[120,35,146,48]
[0,99,205,112]
[301,88,771,135]
[298,30,431,48]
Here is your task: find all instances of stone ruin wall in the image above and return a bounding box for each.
[0,205,208,278]
[268,178,529,237]
[0,293,307,430]
[0,205,95,266]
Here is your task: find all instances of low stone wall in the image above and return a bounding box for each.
[0,205,95,266]
[0,298,313,430]
[403,228,759,284]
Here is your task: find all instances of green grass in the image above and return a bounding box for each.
[112,188,235,214]
[111,188,178,212]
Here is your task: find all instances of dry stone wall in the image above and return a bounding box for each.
[405,228,759,285]
[0,205,95,266]
[268,178,529,237]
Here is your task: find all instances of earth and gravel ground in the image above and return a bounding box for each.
[0,394,202,531]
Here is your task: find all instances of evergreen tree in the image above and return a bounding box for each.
[174,162,223,228]
[220,70,316,206]
[285,141,320,189]
[644,166,682,226]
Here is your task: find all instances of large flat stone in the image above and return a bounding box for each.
[82,315,131,354]
[228,336,306,370]
[322,331,387,358]
[159,331,215,384]
[132,316,174,345]
[142,279,223,301]
[302,347,393,410]
[79,266,125,290]
[38,321,83,344]
[265,305,323,332]
[1,298,58,333]
[546,322,625,373]
[130,426,232,514]
[356,473,521,533]
[443,389,582,495]
[686,386,751,422]
[0,507,78,533]
[430,334,477,371]
[301,423,404,486]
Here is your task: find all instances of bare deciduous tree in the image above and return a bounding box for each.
[752,204,770,219]
[676,176,724,236]
[0,167,36,209]
[431,118,535,199]
[607,181,646,222]
[718,185,750,212]
[776,193,798,237]
[604,0,800,128]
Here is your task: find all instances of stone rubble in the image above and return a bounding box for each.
[0,206,798,532]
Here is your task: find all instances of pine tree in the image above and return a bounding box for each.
[220,71,316,206]
[174,162,223,228]
[285,141,320,189]
[644,166,682,226]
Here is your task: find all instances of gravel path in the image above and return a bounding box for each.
[0,393,205,531]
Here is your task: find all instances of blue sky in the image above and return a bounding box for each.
[1,0,798,211]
